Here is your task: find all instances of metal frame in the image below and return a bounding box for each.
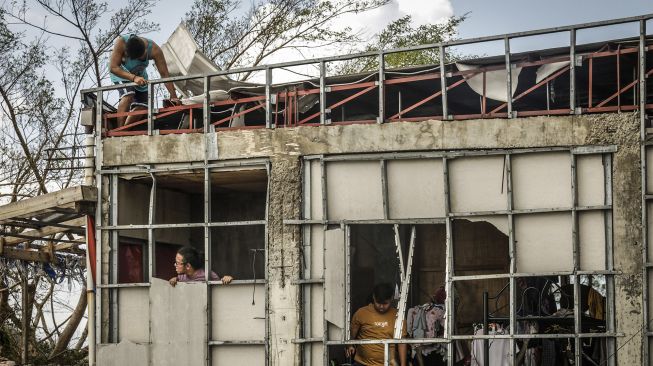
[82,14,652,137]
[94,155,271,365]
[294,147,617,366]
[641,18,653,366]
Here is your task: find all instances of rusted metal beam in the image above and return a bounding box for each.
[389,78,467,120]
[298,85,377,125]
[490,65,570,114]
[596,67,653,108]
[212,103,265,126]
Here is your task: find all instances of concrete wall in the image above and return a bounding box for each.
[101,112,642,365]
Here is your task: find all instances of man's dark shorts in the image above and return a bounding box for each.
[116,83,148,110]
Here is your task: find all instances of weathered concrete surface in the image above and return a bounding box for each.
[103,132,213,166]
[97,340,149,366]
[267,157,302,365]
[585,112,642,366]
[103,116,594,166]
[100,112,644,365]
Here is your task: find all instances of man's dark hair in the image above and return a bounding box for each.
[372,283,394,302]
[125,35,145,59]
[177,246,202,269]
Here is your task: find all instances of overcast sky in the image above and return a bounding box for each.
[143,0,653,40]
[138,0,653,69]
[139,0,653,46]
[143,0,652,45]
[8,0,651,67]
[3,0,651,89]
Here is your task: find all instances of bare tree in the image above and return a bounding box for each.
[185,0,388,80]
[0,1,160,362]
[6,0,158,86]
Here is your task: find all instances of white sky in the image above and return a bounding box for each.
[142,0,653,59]
[5,0,652,84]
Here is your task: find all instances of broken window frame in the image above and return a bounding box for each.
[94,159,271,365]
[293,147,617,366]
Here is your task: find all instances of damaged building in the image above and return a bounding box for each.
[76,14,653,366]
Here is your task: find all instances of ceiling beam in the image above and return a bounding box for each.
[3,217,87,247]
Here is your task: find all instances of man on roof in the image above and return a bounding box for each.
[109,34,181,127]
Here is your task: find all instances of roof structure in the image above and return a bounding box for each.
[82,16,653,136]
[0,186,96,263]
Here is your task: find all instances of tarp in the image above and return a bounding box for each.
[455,60,569,103]
[456,63,522,103]
[161,23,261,104]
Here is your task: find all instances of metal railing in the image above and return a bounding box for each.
[81,13,653,138]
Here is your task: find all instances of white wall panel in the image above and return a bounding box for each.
[386,159,445,218]
[466,216,510,236]
[648,202,653,263]
[118,287,149,343]
[324,227,345,329]
[450,156,507,213]
[97,341,149,366]
[579,211,606,270]
[150,278,207,366]
[647,147,653,194]
[577,155,605,207]
[211,345,265,365]
[310,160,324,220]
[310,225,324,278]
[326,161,383,220]
[515,213,573,272]
[212,284,265,340]
[310,284,324,338]
[512,152,572,210]
[649,270,653,333]
[310,343,324,366]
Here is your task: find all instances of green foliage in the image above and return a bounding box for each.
[336,14,466,74]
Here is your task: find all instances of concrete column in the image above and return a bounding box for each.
[587,112,642,365]
[267,157,302,365]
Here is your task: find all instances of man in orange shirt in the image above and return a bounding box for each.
[346,283,408,366]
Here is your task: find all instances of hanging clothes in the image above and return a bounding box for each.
[587,287,605,320]
[407,303,448,361]
[470,326,514,366]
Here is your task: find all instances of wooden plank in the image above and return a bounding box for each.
[1,246,86,265]
[53,241,85,251]
[3,217,87,247]
[0,186,97,224]
[2,247,50,262]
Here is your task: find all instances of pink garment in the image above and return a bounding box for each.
[406,304,446,338]
[406,304,448,359]
[424,306,446,338]
[177,269,219,282]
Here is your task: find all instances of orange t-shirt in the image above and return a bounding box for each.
[351,304,407,366]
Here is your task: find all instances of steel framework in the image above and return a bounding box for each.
[81,14,653,139]
[291,146,617,366]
